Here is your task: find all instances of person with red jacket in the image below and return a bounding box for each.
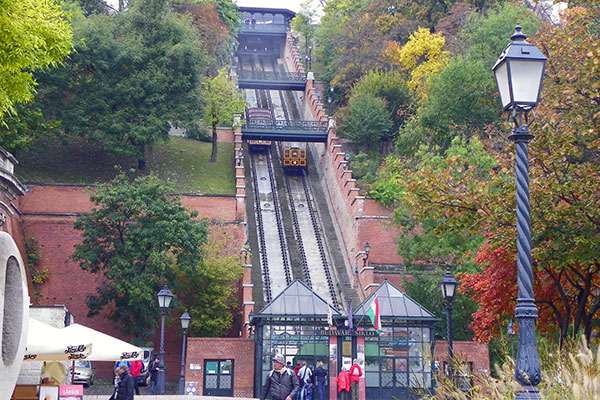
[129,359,142,395]
[348,360,362,400]
[336,367,350,400]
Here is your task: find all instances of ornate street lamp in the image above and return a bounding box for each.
[493,24,546,400]
[178,310,191,395]
[441,268,458,363]
[157,284,174,394]
[237,147,243,166]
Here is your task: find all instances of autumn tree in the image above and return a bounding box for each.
[350,70,412,137]
[178,0,236,73]
[0,0,72,124]
[384,27,449,101]
[72,172,209,340]
[202,68,246,163]
[382,6,600,344]
[175,230,243,337]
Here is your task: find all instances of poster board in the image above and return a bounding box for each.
[58,385,83,400]
[185,381,198,396]
[39,386,58,400]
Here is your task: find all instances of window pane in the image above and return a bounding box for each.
[365,372,379,387]
[206,361,218,374]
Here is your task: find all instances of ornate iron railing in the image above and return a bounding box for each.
[238,70,306,82]
[245,119,328,131]
[240,24,288,34]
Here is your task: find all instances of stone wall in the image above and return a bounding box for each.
[18,184,248,380]
[435,340,491,376]
[185,338,255,398]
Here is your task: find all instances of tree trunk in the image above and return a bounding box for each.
[210,123,218,163]
[138,146,146,170]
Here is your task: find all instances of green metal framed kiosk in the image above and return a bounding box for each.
[251,280,438,399]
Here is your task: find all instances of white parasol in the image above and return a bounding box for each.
[60,323,143,361]
[24,319,91,361]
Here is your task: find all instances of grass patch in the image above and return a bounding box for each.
[16,136,235,195]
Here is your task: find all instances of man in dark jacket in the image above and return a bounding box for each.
[149,356,161,395]
[115,364,135,400]
[261,354,299,400]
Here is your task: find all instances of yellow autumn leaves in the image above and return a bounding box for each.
[384,27,450,101]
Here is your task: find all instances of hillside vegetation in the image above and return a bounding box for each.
[16,136,235,195]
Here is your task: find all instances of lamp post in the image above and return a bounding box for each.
[308,45,313,70]
[492,24,546,400]
[178,310,191,395]
[364,242,370,267]
[441,268,458,365]
[157,284,174,395]
[328,86,334,115]
[237,147,243,166]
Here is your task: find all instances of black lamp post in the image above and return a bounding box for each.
[441,268,458,366]
[328,86,334,115]
[237,147,243,166]
[308,45,313,70]
[492,24,546,400]
[364,242,370,267]
[157,284,174,394]
[178,310,191,395]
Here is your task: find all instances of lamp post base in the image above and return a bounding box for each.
[515,385,543,400]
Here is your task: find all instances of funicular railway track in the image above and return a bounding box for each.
[240,52,341,307]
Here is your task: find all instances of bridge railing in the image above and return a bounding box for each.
[244,119,328,132]
[238,70,306,82]
[240,24,288,34]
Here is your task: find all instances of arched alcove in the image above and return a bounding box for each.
[2,256,23,366]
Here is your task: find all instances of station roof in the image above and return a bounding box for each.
[254,280,341,319]
[353,280,437,321]
[238,6,296,18]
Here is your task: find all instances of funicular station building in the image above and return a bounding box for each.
[185,7,441,400]
[251,280,437,400]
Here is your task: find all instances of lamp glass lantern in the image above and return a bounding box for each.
[364,242,370,256]
[157,284,174,310]
[441,269,458,301]
[492,24,547,111]
[180,310,191,330]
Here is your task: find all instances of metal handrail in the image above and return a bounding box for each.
[238,70,306,82]
[245,119,328,131]
[240,24,288,33]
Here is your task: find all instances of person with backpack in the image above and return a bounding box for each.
[348,359,363,400]
[297,362,312,400]
[261,354,299,400]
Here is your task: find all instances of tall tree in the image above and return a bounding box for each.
[72,172,209,340]
[0,0,72,124]
[33,0,207,169]
[202,68,246,163]
[337,93,392,153]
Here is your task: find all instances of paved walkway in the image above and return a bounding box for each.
[84,397,256,400]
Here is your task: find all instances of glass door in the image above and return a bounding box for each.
[203,359,234,397]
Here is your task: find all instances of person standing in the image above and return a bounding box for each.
[314,361,328,400]
[149,356,161,395]
[297,362,312,400]
[336,367,350,400]
[130,359,142,395]
[261,354,299,400]
[348,359,362,400]
[115,364,135,400]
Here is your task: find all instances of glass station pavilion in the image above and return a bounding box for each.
[250,280,438,399]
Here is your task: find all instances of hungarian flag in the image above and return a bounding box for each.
[367,297,382,334]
